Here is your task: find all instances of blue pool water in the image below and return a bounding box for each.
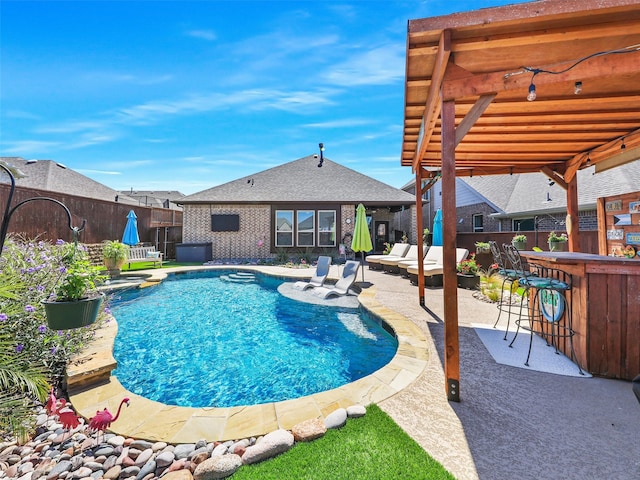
[111,270,398,408]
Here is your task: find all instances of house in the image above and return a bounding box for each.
[404,160,640,235]
[1,157,139,205]
[0,157,183,253]
[176,155,416,260]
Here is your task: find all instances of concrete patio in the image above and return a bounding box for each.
[364,266,640,480]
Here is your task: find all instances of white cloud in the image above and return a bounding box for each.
[186,29,217,41]
[1,140,61,155]
[322,44,405,86]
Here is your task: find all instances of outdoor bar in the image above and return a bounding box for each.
[520,251,640,380]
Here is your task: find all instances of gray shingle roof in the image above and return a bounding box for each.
[461,160,640,215]
[179,155,415,205]
[0,157,139,206]
[117,190,185,210]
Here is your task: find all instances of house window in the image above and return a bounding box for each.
[274,207,338,248]
[275,210,293,247]
[318,210,336,247]
[297,211,315,247]
[473,214,484,232]
[513,218,535,231]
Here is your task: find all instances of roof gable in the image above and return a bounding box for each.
[180,155,415,205]
[0,157,139,205]
[462,160,640,215]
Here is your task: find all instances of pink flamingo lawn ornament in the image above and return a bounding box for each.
[89,397,130,443]
[45,387,67,416]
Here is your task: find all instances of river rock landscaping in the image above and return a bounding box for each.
[0,404,367,480]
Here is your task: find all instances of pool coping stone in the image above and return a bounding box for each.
[68,265,428,442]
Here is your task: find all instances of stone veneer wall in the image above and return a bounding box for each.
[182,204,272,260]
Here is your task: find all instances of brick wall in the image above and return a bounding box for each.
[183,204,272,259]
[456,203,501,232]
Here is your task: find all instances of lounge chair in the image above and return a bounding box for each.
[380,245,422,274]
[293,256,332,290]
[313,260,360,299]
[406,248,469,286]
[397,246,443,277]
[366,243,411,271]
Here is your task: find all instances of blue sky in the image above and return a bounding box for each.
[1,0,518,195]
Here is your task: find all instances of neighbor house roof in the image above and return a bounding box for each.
[117,190,185,210]
[178,155,415,206]
[0,157,139,206]
[462,160,640,216]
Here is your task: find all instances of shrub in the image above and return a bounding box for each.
[456,254,479,275]
[0,236,110,385]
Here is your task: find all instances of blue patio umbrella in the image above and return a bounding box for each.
[432,208,443,246]
[122,210,140,246]
[351,203,373,282]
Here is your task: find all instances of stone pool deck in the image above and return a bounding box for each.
[68,264,640,480]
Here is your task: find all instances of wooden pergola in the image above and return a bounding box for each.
[401,0,640,401]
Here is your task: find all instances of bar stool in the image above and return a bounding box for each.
[503,244,582,374]
[489,241,521,339]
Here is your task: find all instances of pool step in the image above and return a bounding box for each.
[221,272,257,283]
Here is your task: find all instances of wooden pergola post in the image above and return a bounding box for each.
[441,99,460,402]
[415,170,426,305]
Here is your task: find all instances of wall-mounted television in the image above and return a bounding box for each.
[211,214,240,232]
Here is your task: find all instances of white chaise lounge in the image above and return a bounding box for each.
[380,244,423,274]
[365,243,410,271]
[397,245,443,277]
[406,248,469,286]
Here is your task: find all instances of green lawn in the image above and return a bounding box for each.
[233,404,454,480]
[119,260,201,272]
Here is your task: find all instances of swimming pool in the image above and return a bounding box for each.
[110,270,398,408]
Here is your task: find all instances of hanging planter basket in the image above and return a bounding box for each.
[43,293,104,330]
[512,240,527,251]
[548,241,568,252]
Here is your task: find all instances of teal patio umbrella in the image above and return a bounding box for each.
[432,208,443,246]
[351,203,373,282]
[122,210,140,246]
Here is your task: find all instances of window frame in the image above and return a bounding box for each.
[296,210,316,247]
[472,214,484,232]
[275,210,294,247]
[318,210,337,247]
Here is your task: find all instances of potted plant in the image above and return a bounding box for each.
[42,242,107,330]
[548,231,568,251]
[456,254,480,289]
[422,228,430,247]
[102,240,130,277]
[475,241,490,254]
[512,234,527,250]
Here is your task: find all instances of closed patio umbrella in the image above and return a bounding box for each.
[122,210,140,246]
[432,208,443,246]
[351,203,373,282]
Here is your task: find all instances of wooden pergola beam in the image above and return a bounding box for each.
[412,30,451,172]
[442,50,640,101]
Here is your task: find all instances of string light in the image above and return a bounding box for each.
[508,44,640,101]
[574,81,582,94]
[621,138,626,150]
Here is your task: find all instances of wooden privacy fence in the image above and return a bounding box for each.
[0,184,182,256]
